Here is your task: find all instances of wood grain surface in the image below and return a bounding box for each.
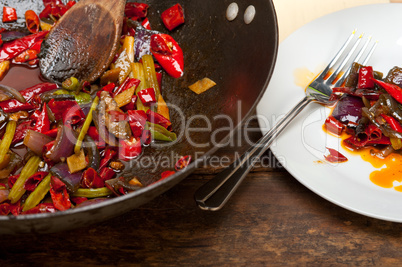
[2,115,402,266]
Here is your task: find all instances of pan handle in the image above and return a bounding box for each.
[194,96,311,210]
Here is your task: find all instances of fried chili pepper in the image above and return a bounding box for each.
[40,0,75,20]
[25,10,40,34]
[113,78,140,96]
[13,48,40,63]
[146,109,172,129]
[99,167,115,181]
[140,129,151,145]
[381,114,402,133]
[324,116,344,135]
[373,79,402,104]
[11,120,34,144]
[32,103,51,133]
[22,203,56,214]
[24,171,48,191]
[87,126,106,150]
[119,137,142,161]
[127,110,147,138]
[47,99,84,124]
[161,4,185,31]
[358,66,375,89]
[150,33,184,78]
[137,87,156,106]
[124,2,149,20]
[0,203,10,215]
[324,147,348,163]
[0,31,48,61]
[49,176,71,211]
[122,94,138,111]
[2,7,17,23]
[142,18,151,30]
[81,168,104,188]
[99,147,117,170]
[175,155,191,171]
[0,82,57,113]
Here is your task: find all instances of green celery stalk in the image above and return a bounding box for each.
[74,96,99,154]
[72,187,113,198]
[8,156,41,204]
[142,54,161,99]
[22,173,52,212]
[131,62,149,112]
[0,120,16,164]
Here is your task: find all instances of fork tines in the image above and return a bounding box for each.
[320,30,377,87]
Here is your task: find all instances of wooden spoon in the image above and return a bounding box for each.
[39,0,126,84]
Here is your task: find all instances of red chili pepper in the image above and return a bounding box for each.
[25,10,40,34]
[87,126,106,150]
[0,82,57,113]
[70,197,87,205]
[48,99,84,124]
[141,129,151,145]
[99,147,117,170]
[13,49,39,63]
[22,203,57,214]
[114,78,140,96]
[97,82,115,98]
[175,155,191,171]
[2,7,17,23]
[99,167,115,181]
[8,174,19,189]
[373,79,402,104]
[81,168,104,188]
[11,120,34,144]
[124,2,149,20]
[32,103,51,133]
[127,110,147,138]
[0,30,48,61]
[9,200,22,216]
[49,176,71,211]
[142,18,151,30]
[119,137,142,161]
[146,109,172,129]
[358,66,375,89]
[40,0,75,20]
[137,87,156,106]
[43,128,58,138]
[150,33,184,78]
[122,94,138,111]
[325,116,344,135]
[381,114,402,133]
[0,203,10,215]
[161,3,185,31]
[24,171,49,191]
[324,147,348,163]
[161,170,175,179]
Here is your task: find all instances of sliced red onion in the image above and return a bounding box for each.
[1,31,29,42]
[134,26,159,61]
[23,130,53,155]
[0,84,26,103]
[47,125,76,162]
[332,94,365,126]
[50,163,82,193]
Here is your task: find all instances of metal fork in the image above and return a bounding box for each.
[194,30,377,211]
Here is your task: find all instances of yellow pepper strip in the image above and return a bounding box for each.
[121,35,134,63]
[22,173,51,212]
[67,149,87,173]
[0,60,10,79]
[0,120,16,165]
[72,187,113,198]
[8,156,41,204]
[156,94,170,120]
[74,96,99,154]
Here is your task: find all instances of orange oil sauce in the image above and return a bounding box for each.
[296,66,402,191]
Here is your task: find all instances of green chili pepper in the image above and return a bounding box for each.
[62,77,79,91]
[147,122,177,142]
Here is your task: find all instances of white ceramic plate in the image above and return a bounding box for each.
[256,3,402,222]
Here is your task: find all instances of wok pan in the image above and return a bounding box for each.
[0,0,278,234]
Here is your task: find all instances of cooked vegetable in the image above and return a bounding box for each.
[8,156,41,204]
[0,120,16,164]
[22,173,51,212]
[189,77,216,94]
[74,96,99,154]
[72,187,113,198]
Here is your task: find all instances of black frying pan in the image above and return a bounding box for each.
[0,0,278,234]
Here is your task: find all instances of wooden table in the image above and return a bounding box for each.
[3,0,402,266]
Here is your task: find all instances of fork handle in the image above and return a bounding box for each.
[194,96,313,210]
